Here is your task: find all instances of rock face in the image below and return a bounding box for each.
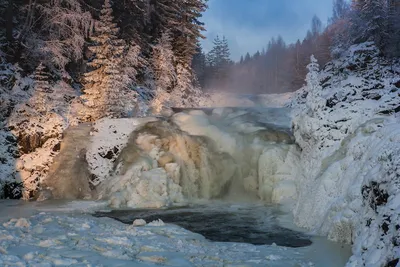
[0,128,22,199]
[0,74,80,199]
[7,113,67,199]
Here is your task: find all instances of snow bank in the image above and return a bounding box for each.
[0,207,350,266]
[289,42,400,266]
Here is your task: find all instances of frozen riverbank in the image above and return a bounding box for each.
[0,200,351,266]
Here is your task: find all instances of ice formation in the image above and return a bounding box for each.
[73,106,297,209]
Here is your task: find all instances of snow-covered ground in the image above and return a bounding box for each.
[0,200,351,267]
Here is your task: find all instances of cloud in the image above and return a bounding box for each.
[201,0,333,61]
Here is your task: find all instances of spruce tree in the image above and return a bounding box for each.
[192,46,206,87]
[151,32,177,114]
[81,0,134,121]
[361,0,389,49]
[350,0,389,49]
[387,0,400,58]
[305,55,324,111]
[331,0,350,23]
[172,0,207,67]
[306,55,320,91]
[205,35,232,87]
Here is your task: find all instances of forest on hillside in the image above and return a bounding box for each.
[0,0,208,122]
[195,0,400,94]
[1,0,400,120]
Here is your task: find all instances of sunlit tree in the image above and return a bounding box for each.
[81,0,136,121]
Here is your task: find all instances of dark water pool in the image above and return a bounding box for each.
[94,204,312,248]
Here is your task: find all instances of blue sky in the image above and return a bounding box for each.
[201,0,334,61]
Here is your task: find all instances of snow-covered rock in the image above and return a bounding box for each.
[0,76,81,199]
[289,42,400,267]
[86,117,157,186]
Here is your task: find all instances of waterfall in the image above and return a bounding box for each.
[42,107,299,209]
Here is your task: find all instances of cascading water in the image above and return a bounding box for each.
[84,107,299,208]
[42,107,299,207]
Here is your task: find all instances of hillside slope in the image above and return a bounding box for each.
[290,42,400,267]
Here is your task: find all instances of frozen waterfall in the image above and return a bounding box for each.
[43,107,300,208]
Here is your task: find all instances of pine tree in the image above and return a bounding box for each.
[81,0,135,121]
[305,55,323,111]
[148,0,206,67]
[386,0,400,58]
[361,0,389,49]
[311,15,323,37]
[331,0,350,23]
[192,45,206,87]
[122,41,143,86]
[172,0,207,67]
[151,32,177,114]
[330,0,351,54]
[205,35,232,88]
[22,0,93,69]
[349,0,389,49]
[244,52,251,62]
[306,55,320,90]
[173,63,193,107]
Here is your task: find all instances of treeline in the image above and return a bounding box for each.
[194,0,400,94]
[0,0,207,120]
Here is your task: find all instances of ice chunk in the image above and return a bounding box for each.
[133,219,147,226]
[148,219,165,227]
